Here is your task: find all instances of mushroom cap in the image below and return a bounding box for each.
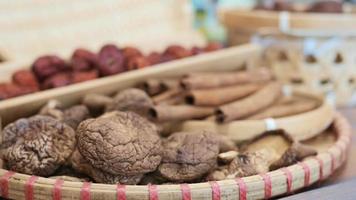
[2,115,76,176]
[158,131,219,182]
[62,105,91,129]
[77,111,162,175]
[105,88,153,117]
[71,148,143,184]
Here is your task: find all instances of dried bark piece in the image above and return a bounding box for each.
[181,68,272,90]
[77,111,162,176]
[2,115,76,176]
[247,98,319,120]
[216,82,281,122]
[186,84,261,106]
[158,131,219,182]
[149,105,215,122]
[105,88,153,117]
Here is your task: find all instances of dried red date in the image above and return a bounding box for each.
[204,42,224,52]
[72,70,98,83]
[147,52,162,65]
[126,56,150,70]
[42,72,72,89]
[122,47,143,60]
[12,70,39,89]
[98,44,125,76]
[163,45,191,59]
[191,46,203,55]
[0,83,36,99]
[71,48,98,71]
[31,55,68,81]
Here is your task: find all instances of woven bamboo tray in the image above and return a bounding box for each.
[0,44,261,125]
[182,89,334,142]
[0,113,350,200]
[221,9,356,107]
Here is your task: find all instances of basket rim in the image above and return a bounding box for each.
[0,112,351,199]
[222,8,356,37]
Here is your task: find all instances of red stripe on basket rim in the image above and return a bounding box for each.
[328,151,336,172]
[260,173,272,199]
[0,171,15,198]
[209,181,221,200]
[148,184,158,200]
[25,175,38,200]
[236,178,247,200]
[299,162,310,187]
[281,168,293,194]
[314,157,324,182]
[180,184,191,200]
[80,182,91,200]
[53,179,64,200]
[117,184,126,200]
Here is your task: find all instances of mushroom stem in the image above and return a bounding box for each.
[186,84,261,106]
[149,105,215,122]
[216,82,282,122]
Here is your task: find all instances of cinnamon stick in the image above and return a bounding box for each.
[138,79,164,96]
[152,88,183,104]
[186,84,261,106]
[246,99,319,120]
[181,68,272,89]
[149,105,215,122]
[216,82,282,122]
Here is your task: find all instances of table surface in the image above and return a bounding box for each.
[281,108,356,199]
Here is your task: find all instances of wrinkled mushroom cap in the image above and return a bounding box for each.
[70,148,143,184]
[2,115,76,176]
[105,88,153,117]
[62,105,91,129]
[77,111,162,175]
[158,131,219,182]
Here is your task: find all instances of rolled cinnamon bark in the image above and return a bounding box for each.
[216,82,282,122]
[247,99,319,120]
[138,79,164,96]
[181,68,272,89]
[149,105,215,122]
[152,88,184,104]
[186,84,261,106]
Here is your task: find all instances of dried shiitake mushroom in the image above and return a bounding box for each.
[158,131,219,182]
[1,115,76,176]
[70,148,143,184]
[39,100,90,129]
[82,88,153,117]
[76,111,161,183]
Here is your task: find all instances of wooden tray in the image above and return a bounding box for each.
[0,44,261,125]
[0,113,351,200]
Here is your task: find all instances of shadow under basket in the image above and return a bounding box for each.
[0,113,351,200]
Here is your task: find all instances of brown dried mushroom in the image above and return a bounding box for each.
[158,131,219,182]
[70,148,143,184]
[76,111,162,183]
[82,88,153,117]
[39,100,90,129]
[1,115,76,176]
[105,88,154,116]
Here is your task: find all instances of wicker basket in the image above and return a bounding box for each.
[221,8,356,106]
[0,113,350,200]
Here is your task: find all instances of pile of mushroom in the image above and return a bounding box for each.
[0,69,322,184]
